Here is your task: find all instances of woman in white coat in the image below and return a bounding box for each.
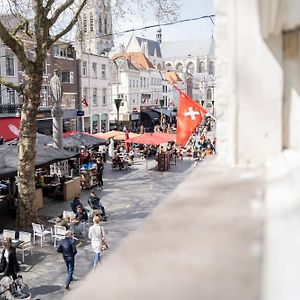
[88,216,105,268]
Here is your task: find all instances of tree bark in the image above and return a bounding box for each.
[17,72,43,229]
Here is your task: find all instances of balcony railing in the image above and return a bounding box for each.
[0,103,22,114]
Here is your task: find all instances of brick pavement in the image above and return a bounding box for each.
[7,156,195,299]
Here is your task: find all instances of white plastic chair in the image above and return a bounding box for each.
[3,229,16,240]
[17,231,32,262]
[53,225,66,247]
[32,223,52,247]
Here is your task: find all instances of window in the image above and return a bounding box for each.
[7,88,15,104]
[102,88,106,105]
[176,63,183,72]
[5,51,14,76]
[143,77,146,88]
[83,14,87,33]
[41,85,48,106]
[98,15,102,33]
[61,71,74,83]
[207,88,212,100]
[82,61,87,76]
[43,61,48,75]
[199,61,205,73]
[136,80,138,88]
[146,78,149,88]
[104,17,108,34]
[0,85,2,105]
[101,64,106,79]
[140,78,143,87]
[187,62,195,74]
[93,88,97,105]
[92,62,97,77]
[129,79,131,87]
[209,61,215,76]
[133,80,135,88]
[90,13,94,32]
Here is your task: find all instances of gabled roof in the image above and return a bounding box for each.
[161,38,215,58]
[136,37,162,57]
[118,58,139,71]
[113,52,155,70]
[164,72,183,84]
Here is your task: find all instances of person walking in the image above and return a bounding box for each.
[57,231,77,290]
[0,238,20,280]
[96,158,104,189]
[88,216,106,269]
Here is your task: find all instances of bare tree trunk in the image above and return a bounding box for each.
[17,72,42,229]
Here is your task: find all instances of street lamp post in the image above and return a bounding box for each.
[114,98,122,130]
[159,99,164,128]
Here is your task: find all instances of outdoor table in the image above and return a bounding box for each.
[0,238,23,248]
[41,183,61,196]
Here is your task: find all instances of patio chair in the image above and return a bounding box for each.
[32,223,52,247]
[17,231,32,263]
[3,229,16,240]
[52,225,66,247]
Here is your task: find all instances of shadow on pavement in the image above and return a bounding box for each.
[30,284,61,297]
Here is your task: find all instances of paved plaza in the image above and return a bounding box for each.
[12,156,195,299]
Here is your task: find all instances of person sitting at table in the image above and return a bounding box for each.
[36,173,45,187]
[56,214,70,229]
[52,173,60,184]
[89,191,106,220]
[70,196,83,213]
[73,206,89,236]
[51,175,67,199]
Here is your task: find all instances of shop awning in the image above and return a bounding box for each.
[63,131,106,148]
[0,117,20,141]
[0,143,79,178]
[151,108,177,117]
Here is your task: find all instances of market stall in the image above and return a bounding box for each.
[80,162,99,189]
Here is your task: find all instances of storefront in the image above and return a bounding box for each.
[130,112,140,132]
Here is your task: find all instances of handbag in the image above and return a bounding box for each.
[100,226,108,251]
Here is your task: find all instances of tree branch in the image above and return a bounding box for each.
[0,21,31,71]
[48,0,88,47]
[45,0,55,14]
[0,76,22,92]
[48,0,75,27]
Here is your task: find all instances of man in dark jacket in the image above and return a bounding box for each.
[57,231,77,290]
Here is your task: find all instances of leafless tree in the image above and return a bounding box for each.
[0,0,179,228]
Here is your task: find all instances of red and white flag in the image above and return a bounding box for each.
[82,98,88,107]
[141,96,147,105]
[175,87,207,146]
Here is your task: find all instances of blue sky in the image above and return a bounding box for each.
[113,0,214,48]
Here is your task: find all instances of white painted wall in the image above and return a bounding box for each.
[215,0,283,166]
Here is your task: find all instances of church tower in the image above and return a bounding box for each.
[77,0,114,55]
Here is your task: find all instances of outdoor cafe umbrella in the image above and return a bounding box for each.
[126,133,174,146]
[63,131,106,149]
[113,132,140,141]
[0,143,78,178]
[94,130,124,140]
